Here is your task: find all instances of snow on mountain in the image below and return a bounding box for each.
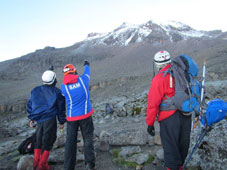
[83,20,223,47]
[85,22,152,46]
[158,20,208,40]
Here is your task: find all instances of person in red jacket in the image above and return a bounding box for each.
[146,51,192,170]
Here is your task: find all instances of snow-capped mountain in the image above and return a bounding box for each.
[83,20,224,46]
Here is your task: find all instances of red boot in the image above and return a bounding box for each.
[34,149,41,170]
[37,150,51,170]
[179,166,183,170]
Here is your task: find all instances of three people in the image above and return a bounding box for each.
[146,51,192,170]
[27,52,193,170]
[27,69,66,170]
[61,61,96,170]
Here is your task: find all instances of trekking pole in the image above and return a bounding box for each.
[200,60,209,128]
[183,126,211,169]
[184,61,208,169]
[193,60,207,129]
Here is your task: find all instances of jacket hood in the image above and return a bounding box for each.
[63,74,79,85]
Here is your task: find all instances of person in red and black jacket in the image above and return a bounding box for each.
[146,51,192,170]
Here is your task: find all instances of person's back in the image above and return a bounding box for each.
[28,84,64,123]
[146,63,176,126]
[61,66,94,121]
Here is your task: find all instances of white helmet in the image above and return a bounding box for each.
[42,70,56,85]
[154,50,171,66]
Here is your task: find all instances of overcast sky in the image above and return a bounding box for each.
[0,0,227,62]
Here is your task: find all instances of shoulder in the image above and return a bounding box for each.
[31,85,42,93]
[53,86,61,93]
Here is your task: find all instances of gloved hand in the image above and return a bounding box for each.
[48,65,54,71]
[84,61,90,66]
[147,126,155,136]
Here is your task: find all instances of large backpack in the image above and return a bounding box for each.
[17,133,36,154]
[200,98,227,126]
[159,55,202,114]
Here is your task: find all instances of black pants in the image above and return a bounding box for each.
[35,117,57,151]
[64,116,95,170]
[160,110,191,170]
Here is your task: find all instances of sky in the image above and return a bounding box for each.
[0,0,227,62]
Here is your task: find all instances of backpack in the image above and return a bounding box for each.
[159,55,202,114]
[200,98,227,126]
[17,133,36,154]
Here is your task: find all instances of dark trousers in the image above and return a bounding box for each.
[35,117,57,151]
[160,110,191,170]
[64,116,95,170]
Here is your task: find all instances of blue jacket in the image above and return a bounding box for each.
[27,85,66,124]
[61,65,94,121]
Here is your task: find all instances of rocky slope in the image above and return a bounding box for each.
[0,80,227,170]
[0,19,227,170]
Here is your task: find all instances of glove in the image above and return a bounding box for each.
[84,61,90,66]
[48,65,54,71]
[147,126,155,136]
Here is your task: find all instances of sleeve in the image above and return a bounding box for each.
[61,84,65,96]
[146,75,165,126]
[26,95,33,120]
[82,65,90,82]
[26,89,42,121]
[56,92,66,124]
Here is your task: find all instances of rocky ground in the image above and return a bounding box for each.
[0,80,227,170]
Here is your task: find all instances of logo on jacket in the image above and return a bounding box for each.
[69,83,81,90]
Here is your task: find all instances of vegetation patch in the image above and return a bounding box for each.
[112,148,155,168]
[112,149,121,158]
[113,157,138,167]
[143,154,155,166]
[132,105,142,115]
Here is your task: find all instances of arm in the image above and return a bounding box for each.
[146,75,164,126]
[27,95,37,128]
[26,95,35,121]
[82,61,90,81]
[56,92,66,125]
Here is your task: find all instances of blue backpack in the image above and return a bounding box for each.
[200,98,227,126]
[160,55,202,114]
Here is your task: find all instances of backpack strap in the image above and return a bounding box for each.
[160,66,173,88]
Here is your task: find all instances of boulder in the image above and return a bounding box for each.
[17,155,33,170]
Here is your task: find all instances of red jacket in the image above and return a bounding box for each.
[146,64,176,126]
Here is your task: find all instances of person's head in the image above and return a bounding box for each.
[154,50,171,70]
[63,64,77,76]
[42,70,57,86]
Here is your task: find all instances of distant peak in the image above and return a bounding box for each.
[87,32,102,38]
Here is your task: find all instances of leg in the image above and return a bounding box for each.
[34,123,43,169]
[42,117,57,151]
[38,118,57,170]
[160,111,182,170]
[179,113,192,164]
[64,121,79,170]
[79,116,95,169]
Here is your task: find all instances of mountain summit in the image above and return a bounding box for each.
[83,20,224,46]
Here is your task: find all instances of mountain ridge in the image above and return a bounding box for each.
[0,19,227,107]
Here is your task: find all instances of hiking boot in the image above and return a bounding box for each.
[34,149,41,169]
[37,150,51,170]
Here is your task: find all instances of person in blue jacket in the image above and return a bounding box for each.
[61,61,95,170]
[27,68,66,170]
